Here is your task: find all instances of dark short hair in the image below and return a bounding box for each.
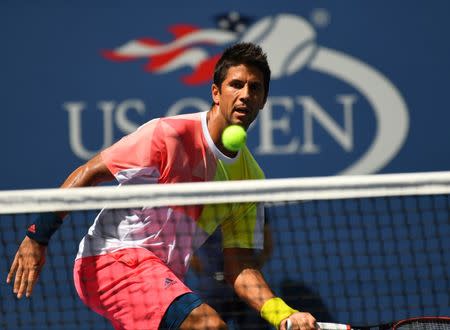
[212,42,271,103]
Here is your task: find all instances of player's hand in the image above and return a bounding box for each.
[6,236,47,299]
[280,312,317,330]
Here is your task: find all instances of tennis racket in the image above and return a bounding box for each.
[286,317,450,330]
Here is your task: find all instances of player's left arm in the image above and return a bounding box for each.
[223,247,316,330]
[223,247,271,309]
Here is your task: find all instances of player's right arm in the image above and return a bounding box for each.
[59,153,114,196]
[6,153,114,299]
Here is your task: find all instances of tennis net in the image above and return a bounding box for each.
[1,171,449,329]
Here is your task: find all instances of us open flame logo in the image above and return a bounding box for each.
[91,13,409,175]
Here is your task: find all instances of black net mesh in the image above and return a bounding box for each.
[0,194,449,329]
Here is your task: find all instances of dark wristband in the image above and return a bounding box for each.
[26,212,63,246]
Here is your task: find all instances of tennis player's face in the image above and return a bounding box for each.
[212,64,266,129]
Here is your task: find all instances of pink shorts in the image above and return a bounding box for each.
[73,248,191,330]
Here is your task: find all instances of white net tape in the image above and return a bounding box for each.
[2,171,450,214]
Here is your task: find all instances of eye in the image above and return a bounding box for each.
[230,80,244,89]
[250,83,263,93]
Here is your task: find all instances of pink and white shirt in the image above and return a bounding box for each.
[76,111,265,279]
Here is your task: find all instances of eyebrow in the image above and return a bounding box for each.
[228,78,263,87]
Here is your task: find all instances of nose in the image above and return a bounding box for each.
[239,84,250,101]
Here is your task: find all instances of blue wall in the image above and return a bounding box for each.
[2,1,450,189]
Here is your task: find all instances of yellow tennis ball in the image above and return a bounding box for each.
[221,125,247,152]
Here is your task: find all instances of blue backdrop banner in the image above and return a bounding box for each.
[2,1,450,189]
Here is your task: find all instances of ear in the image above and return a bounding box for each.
[261,88,268,109]
[211,83,220,105]
[261,96,267,110]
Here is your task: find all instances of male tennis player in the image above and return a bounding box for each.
[8,42,316,330]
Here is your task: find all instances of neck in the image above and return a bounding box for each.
[207,107,238,158]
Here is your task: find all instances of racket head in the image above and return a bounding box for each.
[392,317,450,330]
[314,318,450,330]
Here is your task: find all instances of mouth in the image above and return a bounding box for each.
[233,106,250,115]
[232,106,253,126]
